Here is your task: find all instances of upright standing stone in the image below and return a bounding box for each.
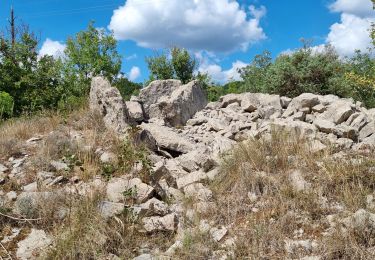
[89,77,131,133]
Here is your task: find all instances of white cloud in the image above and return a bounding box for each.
[39,38,66,58]
[327,13,374,57]
[126,54,138,60]
[307,0,374,57]
[128,66,141,81]
[108,0,266,52]
[329,0,374,18]
[199,60,248,83]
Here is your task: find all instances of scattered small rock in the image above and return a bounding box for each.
[16,229,52,259]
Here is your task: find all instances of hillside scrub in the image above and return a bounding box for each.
[0,22,140,120]
[237,46,375,107]
[203,45,375,107]
[0,107,173,259]
[146,47,197,84]
[174,132,375,259]
[4,76,375,258]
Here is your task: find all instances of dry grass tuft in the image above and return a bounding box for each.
[204,132,375,259]
[44,190,173,259]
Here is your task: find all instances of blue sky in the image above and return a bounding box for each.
[0,0,373,83]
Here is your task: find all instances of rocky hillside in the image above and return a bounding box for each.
[1,77,375,259]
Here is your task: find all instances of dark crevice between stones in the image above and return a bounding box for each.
[156,148,183,159]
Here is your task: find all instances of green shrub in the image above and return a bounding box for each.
[240,46,349,97]
[0,91,14,118]
[0,21,125,119]
[114,77,142,101]
[238,46,375,107]
[146,47,196,84]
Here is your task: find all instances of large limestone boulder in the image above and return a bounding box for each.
[319,99,355,125]
[139,80,207,126]
[359,120,375,141]
[241,93,282,112]
[219,94,243,108]
[267,119,317,138]
[125,101,144,122]
[342,209,375,231]
[139,79,182,114]
[142,213,178,232]
[89,77,131,133]
[140,123,195,154]
[283,93,320,117]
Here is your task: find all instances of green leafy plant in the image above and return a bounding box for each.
[101,163,116,181]
[146,47,197,84]
[122,187,138,205]
[118,130,152,182]
[0,91,14,118]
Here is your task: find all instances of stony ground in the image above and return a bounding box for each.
[1,78,375,259]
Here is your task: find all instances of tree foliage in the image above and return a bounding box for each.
[372,1,375,47]
[114,76,142,101]
[0,21,132,118]
[146,47,196,84]
[240,45,349,97]
[0,91,14,118]
[237,45,375,107]
[146,53,174,82]
[0,30,63,116]
[171,47,196,84]
[63,22,121,95]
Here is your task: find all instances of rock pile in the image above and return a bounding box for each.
[87,77,375,258]
[2,76,375,259]
[91,76,375,160]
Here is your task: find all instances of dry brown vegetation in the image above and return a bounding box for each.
[3,108,375,259]
[0,108,174,259]
[174,132,375,259]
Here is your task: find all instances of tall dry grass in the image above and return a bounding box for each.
[175,132,375,259]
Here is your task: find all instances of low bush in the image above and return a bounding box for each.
[0,91,13,119]
[238,46,375,107]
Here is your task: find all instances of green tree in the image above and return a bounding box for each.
[223,81,242,94]
[345,51,375,107]
[114,75,142,101]
[146,52,174,81]
[64,22,121,86]
[146,47,196,83]
[0,91,14,118]
[343,1,375,107]
[0,30,62,115]
[171,47,196,84]
[58,22,122,109]
[240,45,348,98]
[238,50,272,93]
[372,1,375,46]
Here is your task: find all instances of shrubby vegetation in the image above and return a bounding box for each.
[0,91,13,118]
[202,44,375,106]
[0,21,139,119]
[238,46,375,107]
[1,1,374,119]
[146,47,197,84]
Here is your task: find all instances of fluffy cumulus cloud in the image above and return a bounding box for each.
[329,0,374,17]
[327,13,374,57]
[108,0,266,52]
[199,59,248,83]
[326,0,374,57]
[39,38,66,58]
[128,66,141,81]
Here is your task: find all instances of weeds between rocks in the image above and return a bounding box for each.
[1,107,169,259]
[174,132,375,259]
[3,106,375,259]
